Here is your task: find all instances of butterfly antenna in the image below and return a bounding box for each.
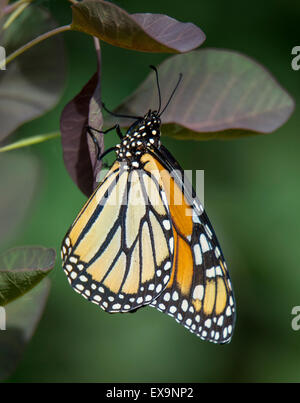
[159,72,183,117]
[149,65,162,114]
[102,102,142,120]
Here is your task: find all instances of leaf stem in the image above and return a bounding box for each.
[3,1,30,30]
[93,36,101,72]
[0,132,61,152]
[2,0,32,16]
[0,24,71,70]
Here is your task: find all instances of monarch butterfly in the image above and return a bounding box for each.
[61,66,236,344]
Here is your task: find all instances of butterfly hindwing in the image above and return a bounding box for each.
[61,159,174,312]
[144,147,236,343]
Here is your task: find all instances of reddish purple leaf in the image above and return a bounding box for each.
[106,49,295,139]
[131,13,204,54]
[86,72,103,190]
[0,6,66,141]
[60,72,103,197]
[71,0,205,53]
[0,0,8,18]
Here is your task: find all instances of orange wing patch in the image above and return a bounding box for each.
[141,154,193,237]
[145,153,236,344]
[175,235,194,296]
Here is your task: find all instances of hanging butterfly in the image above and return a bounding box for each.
[61,66,236,344]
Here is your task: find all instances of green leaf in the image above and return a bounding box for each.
[0,279,51,381]
[0,246,56,306]
[106,49,295,139]
[71,0,205,53]
[0,153,39,246]
[0,6,66,141]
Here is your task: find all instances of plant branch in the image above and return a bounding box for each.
[0,24,71,70]
[0,132,60,152]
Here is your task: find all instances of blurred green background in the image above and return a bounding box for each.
[3,0,300,382]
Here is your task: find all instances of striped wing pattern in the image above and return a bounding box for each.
[61,150,236,343]
[61,160,174,312]
[142,152,236,343]
[150,208,236,343]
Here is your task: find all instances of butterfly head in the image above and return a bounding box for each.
[115,110,161,167]
[115,66,182,168]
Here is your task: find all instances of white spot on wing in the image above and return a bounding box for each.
[181,299,188,312]
[164,261,171,271]
[192,285,204,300]
[193,244,202,265]
[200,234,210,253]
[192,210,200,224]
[163,220,171,230]
[169,306,177,313]
[204,319,212,328]
[169,237,174,253]
[215,266,223,276]
[206,267,215,278]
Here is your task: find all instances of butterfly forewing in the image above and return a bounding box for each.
[61,158,174,312]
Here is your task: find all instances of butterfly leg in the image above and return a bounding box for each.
[86,124,123,161]
[87,123,123,139]
[98,146,116,161]
[86,124,123,137]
